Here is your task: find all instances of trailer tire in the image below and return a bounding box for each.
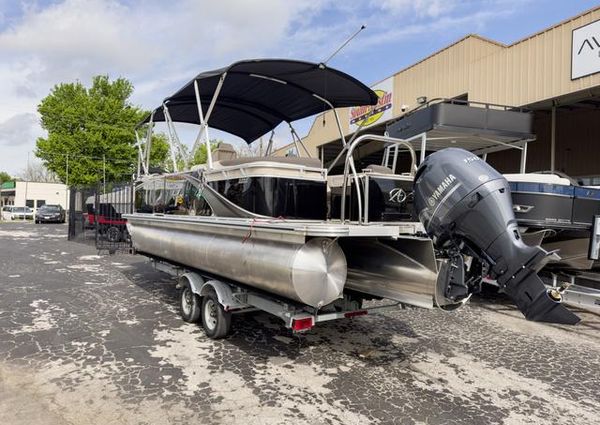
[180,283,201,323]
[201,290,231,339]
[106,226,121,243]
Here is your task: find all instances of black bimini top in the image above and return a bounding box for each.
[141,59,378,143]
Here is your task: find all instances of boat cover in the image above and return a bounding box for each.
[141,59,378,143]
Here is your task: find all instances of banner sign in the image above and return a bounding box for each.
[349,77,393,132]
[572,19,600,80]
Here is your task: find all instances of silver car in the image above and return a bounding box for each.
[1,206,14,221]
[10,207,34,220]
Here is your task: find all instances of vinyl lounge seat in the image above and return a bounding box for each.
[214,156,322,169]
[504,173,572,186]
[362,164,394,174]
[205,156,326,182]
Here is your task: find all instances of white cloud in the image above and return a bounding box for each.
[378,0,457,18]
[0,113,42,146]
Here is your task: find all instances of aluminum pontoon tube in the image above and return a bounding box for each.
[340,237,460,309]
[127,217,347,308]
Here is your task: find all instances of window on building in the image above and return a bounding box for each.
[26,199,34,208]
[36,200,46,208]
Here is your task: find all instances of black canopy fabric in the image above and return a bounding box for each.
[142,59,378,143]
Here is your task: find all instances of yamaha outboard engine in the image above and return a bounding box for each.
[413,148,580,325]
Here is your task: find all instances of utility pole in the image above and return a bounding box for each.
[65,153,69,217]
[103,154,106,195]
[24,151,29,222]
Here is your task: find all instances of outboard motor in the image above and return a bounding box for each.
[413,148,580,325]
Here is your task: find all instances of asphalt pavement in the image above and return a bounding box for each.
[0,221,599,425]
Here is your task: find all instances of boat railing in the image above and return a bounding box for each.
[328,134,417,223]
[399,97,532,118]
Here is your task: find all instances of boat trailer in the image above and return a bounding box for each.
[151,258,404,339]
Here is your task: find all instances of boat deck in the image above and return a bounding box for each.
[124,213,425,239]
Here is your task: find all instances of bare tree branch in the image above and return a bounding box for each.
[18,160,60,183]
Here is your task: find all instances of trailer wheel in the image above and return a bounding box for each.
[106,226,121,242]
[201,290,231,339]
[180,283,201,323]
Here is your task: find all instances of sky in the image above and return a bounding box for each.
[0,0,599,175]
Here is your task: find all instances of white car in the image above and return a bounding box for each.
[1,206,14,221]
[10,206,34,220]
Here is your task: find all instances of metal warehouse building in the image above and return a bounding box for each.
[278,6,600,183]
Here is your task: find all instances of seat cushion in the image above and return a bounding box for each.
[363,164,394,174]
[216,156,322,168]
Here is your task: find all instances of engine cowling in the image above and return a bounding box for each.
[413,148,579,325]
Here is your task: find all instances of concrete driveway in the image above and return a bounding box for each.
[0,222,599,425]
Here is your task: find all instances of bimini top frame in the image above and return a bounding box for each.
[137,59,378,174]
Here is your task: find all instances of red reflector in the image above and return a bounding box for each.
[344,310,368,318]
[292,317,313,331]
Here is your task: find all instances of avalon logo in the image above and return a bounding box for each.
[388,188,407,204]
[572,20,600,79]
[577,35,600,55]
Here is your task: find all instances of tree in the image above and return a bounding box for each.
[139,132,171,172]
[36,75,146,186]
[18,160,59,183]
[190,142,216,166]
[0,171,11,185]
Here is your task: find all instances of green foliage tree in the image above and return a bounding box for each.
[149,134,170,169]
[36,75,147,185]
[139,132,171,171]
[0,171,11,184]
[190,140,221,167]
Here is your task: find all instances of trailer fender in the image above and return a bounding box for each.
[199,280,246,311]
[179,272,205,295]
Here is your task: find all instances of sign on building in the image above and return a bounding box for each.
[349,77,393,132]
[572,19,600,79]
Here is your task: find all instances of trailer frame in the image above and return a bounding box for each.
[151,258,404,338]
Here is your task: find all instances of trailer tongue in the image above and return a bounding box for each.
[413,148,580,324]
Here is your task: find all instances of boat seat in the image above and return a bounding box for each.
[215,156,322,169]
[363,164,394,174]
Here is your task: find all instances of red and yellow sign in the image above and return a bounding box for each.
[349,78,393,131]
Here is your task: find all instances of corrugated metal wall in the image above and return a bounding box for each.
[469,9,600,105]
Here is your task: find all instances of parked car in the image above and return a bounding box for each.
[10,206,34,220]
[1,206,14,221]
[35,204,66,224]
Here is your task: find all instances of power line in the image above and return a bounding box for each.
[36,150,137,164]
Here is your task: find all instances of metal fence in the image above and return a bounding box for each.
[68,181,134,254]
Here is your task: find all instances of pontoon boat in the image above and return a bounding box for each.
[125,60,578,338]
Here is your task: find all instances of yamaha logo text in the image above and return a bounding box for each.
[427,174,457,207]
